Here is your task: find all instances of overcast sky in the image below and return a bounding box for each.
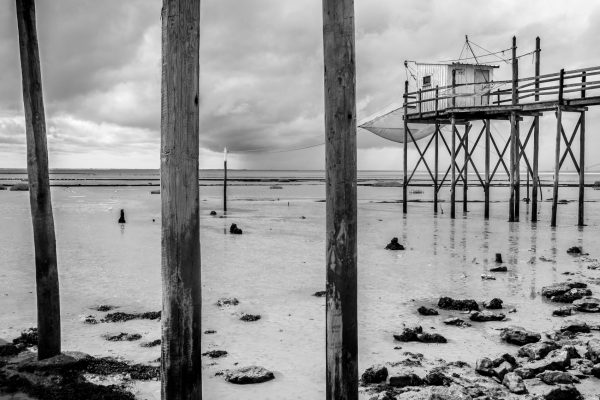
[1,0,600,170]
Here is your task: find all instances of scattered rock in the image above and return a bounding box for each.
[202,350,228,358]
[361,364,388,384]
[12,328,38,348]
[586,339,600,363]
[385,237,404,250]
[140,339,161,348]
[437,297,479,311]
[101,311,160,323]
[560,320,590,333]
[443,317,471,327]
[210,211,217,216]
[489,265,507,272]
[493,361,514,379]
[475,357,494,376]
[537,370,580,385]
[470,311,505,322]
[229,223,243,234]
[93,305,117,312]
[204,330,216,334]
[240,314,261,322]
[388,371,423,387]
[393,325,423,342]
[502,372,527,394]
[551,288,592,303]
[552,307,573,317]
[103,333,142,342]
[83,315,99,324]
[541,282,587,299]
[224,366,275,384]
[518,341,560,360]
[572,297,600,312]
[424,367,450,386]
[566,246,584,255]
[515,349,572,378]
[481,274,496,280]
[313,291,326,297]
[501,326,541,345]
[484,298,503,309]
[417,306,438,316]
[216,297,239,307]
[416,333,447,343]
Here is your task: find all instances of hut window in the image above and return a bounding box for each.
[422,75,431,87]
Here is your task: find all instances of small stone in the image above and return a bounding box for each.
[424,367,450,386]
[393,325,422,342]
[469,311,505,322]
[240,314,261,322]
[437,297,479,311]
[475,357,494,376]
[313,291,326,297]
[560,320,590,333]
[536,370,580,385]
[385,237,404,250]
[140,339,161,348]
[202,350,228,358]
[224,366,275,384]
[210,211,217,216]
[502,372,527,394]
[495,253,503,263]
[443,317,470,327]
[103,332,142,342]
[493,361,513,379]
[489,265,508,272]
[552,307,573,317]
[229,223,243,234]
[481,274,496,280]
[501,326,541,345]
[417,306,438,316]
[566,246,583,255]
[573,297,600,312]
[388,372,423,387]
[483,298,503,309]
[416,332,447,343]
[83,315,99,324]
[216,297,239,307]
[204,330,216,334]
[361,364,388,384]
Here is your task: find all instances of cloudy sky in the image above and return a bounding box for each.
[1,0,600,171]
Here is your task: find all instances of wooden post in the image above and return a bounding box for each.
[463,124,468,213]
[515,122,520,221]
[578,111,585,226]
[484,119,491,219]
[532,37,540,222]
[160,0,202,398]
[322,1,358,398]
[434,124,439,213]
[451,69,456,108]
[223,147,228,213]
[509,113,516,222]
[403,80,408,214]
[418,89,422,117]
[451,115,456,219]
[551,107,562,227]
[511,36,520,222]
[16,0,61,360]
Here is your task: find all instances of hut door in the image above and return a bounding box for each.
[474,69,490,106]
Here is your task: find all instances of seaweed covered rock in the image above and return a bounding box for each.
[566,246,583,255]
[216,297,239,307]
[393,325,423,342]
[240,314,261,322]
[385,237,404,250]
[552,307,573,317]
[202,350,228,359]
[573,297,600,312]
[551,288,592,303]
[500,326,541,345]
[541,282,587,298]
[388,371,423,387]
[416,333,447,343]
[102,311,160,323]
[103,333,142,342]
[469,311,505,322]
[224,366,274,384]
[560,320,590,333]
[417,306,438,316]
[361,364,388,384]
[437,297,479,311]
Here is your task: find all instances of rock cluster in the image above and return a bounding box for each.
[385,237,404,250]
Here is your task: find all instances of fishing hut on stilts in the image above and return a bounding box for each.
[361,36,597,227]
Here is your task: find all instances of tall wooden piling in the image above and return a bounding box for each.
[463,125,468,213]
[532,37,541,222]
[511,36,519,222]
[578,72,586,227]
[484,119,491,219]
[223,147,228,213]
[160,0,202,398]
[451,116,456,219]
[509,113,516,222]
[322,0,359,398]
[434,123,439,213]
[403,80,409,214]
[16,0,61,360]
[551,70,565,227]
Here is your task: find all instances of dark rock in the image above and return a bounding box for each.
[518,341,559,360]
[493,361,513,379]
[586,339,600,363]
[229,223,243,234]
[528,384,583,400]
[443,317,470,327]
[12,328,38,348]
[537,370,580,384]
[495,253,503,263]
[475,357,494,376]
[140,339,161,348]
[592,363,600,378]
[224,366,275,384]
[492,353,518,367]
[560,320,590,333]
[502,372,527,394]
[385,237,404,250]
[361,364,388,384]
[202,350,228,358]
[93,305,117,312]
[424,367,450,386]
[552,307,573,317]
[240,314,261,322]
[489,265,507,272]
[484,298,503,309]
[572,297,600,312]
[551,288,592,303]
[313,291,326,297]
[515,349,572,378]
[541,282,587,298]
[0,342,20,357]
[469,311,505,322]
[393,325,423,342]
[437,297,480,311]
[102,311,161,322]
[417,306,438,316]
[416,333,447,343]
[83,315,99,324]
[388,372,423,387]
[216,297,239,307]
[500,326,541,345]
[210,211,217,216]
[204,330,216,334]
[118,209,126,224]
[103,333,142,342]
[566,246,583,255]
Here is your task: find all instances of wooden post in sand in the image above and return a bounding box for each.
[16,0,61,360]
[551,69,565,227]
[578,72,586,227]
[403,80,409,214]
[484,119,491,219]
[532,37,541,222]
[160,0,202,398]
[450,115,456,219]
[322,0,358,398]
[223,147,228,213]
[510,36,519,222]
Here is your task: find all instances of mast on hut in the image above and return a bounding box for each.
[15,0,61,360]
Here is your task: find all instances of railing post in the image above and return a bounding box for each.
[418,89,422,117]
[558,69,565,106]
[451,69,456,108]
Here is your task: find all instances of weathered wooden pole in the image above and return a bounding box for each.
[322,0,358,398]
[463,124,468,213]
[509,36,517,222]
[451,115,456,219]
[532,37,541,222]
[403,80,409,214]
[512,36,520,221]
[578,72,586,227]
[484,119,491,219]
[16,0,61,360]
[160,0,202,398]
[434,123,439,213]
[223,147,228,213]
[551,69,565,227]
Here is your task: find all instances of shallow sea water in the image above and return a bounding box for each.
[1,180,600,399]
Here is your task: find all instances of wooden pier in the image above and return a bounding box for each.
[401,37,597,226]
